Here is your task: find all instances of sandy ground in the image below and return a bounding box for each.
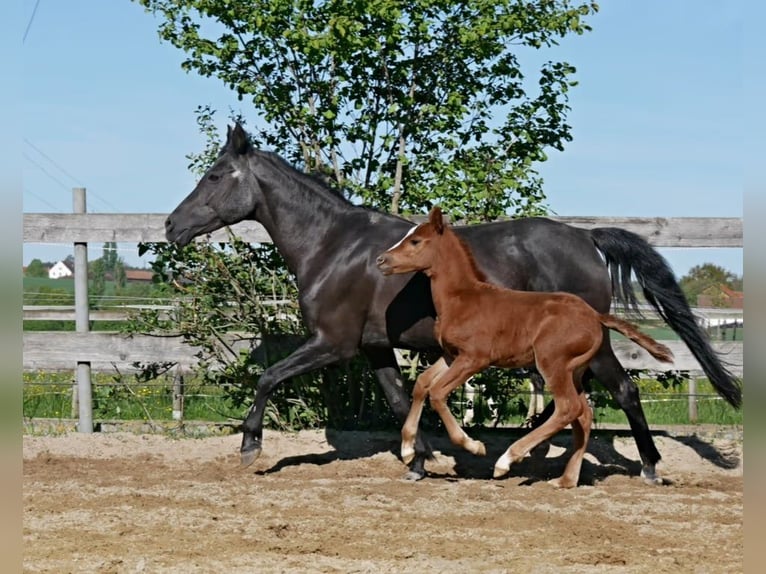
[23,426,742,573]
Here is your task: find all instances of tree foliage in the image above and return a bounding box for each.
[679,263,740,307]
[138,0,598,220]
[25,259,48,278]
[132,0,602,428]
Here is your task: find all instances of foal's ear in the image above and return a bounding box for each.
[228,122,251,155]
[429,206,444,234]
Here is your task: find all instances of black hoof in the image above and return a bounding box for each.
[240,447,262,469]
[402,469,425,481]
[640,465,667,486]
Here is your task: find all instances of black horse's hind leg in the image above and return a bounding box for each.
[587,345,664,484]
[364,347,434,481]
[531,346,664,484]
[240,335,353,468]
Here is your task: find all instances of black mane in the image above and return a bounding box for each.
[254,150,353,205]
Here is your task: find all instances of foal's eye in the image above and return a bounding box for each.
[410,239,421,246]
[208,174,221,182]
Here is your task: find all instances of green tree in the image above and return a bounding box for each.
[100,242,127,288]
[103,242,119,273]
[132,0,601,427]
[25,259,48,278]
[679,263,739,306]
[137,0,598,220]
[90,258,106,303]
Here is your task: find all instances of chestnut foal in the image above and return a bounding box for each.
[376,207,674,487]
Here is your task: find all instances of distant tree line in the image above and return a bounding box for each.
[679,263,742,308]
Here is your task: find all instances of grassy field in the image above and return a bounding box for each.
[23,276,130,300]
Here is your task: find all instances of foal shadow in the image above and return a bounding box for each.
[423,429,640,486]
[423,426,741,485]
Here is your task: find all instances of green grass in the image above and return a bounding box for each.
[23,276,75,291]
[23,371,242,423]
[23,371,743,427]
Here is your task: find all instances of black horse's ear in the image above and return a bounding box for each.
[229,122,250,155]
[429,206,444,234]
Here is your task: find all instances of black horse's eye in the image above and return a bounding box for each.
[209,173,221,182]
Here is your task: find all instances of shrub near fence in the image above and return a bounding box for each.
[23,189,743,431]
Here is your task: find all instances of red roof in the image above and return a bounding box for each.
[125,270,154,281]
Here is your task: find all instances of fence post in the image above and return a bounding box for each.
[172,374,184,421]
[688,377,698,423]
[73,187,93,433]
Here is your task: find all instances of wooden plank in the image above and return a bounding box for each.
[22,332,249,372]
[23,332,191,371]
[23,213,742,247]
[22,213,272,244]
[23,332,742,377]
[549,216,743,248]
[611,340,743,376]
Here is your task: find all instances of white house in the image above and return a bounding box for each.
[48,261,73,279]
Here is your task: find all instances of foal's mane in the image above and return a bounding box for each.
[442,224,488,283]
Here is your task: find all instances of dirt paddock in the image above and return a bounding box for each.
[23,425,743,573]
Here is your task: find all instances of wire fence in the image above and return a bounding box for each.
[22,369,743,429]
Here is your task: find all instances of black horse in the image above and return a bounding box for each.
[165,123,741,483]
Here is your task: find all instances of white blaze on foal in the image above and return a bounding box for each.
[387,225,418,251]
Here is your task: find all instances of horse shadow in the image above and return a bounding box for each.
[253,429,402,476]
[252,426,741,484]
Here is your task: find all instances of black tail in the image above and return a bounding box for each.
[590,227,742,408]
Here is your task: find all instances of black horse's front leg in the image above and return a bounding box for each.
[240,336,350,468]
[364,347,434,481]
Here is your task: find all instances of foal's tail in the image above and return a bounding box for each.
[600,314,675,364]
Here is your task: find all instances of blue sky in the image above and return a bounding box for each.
[21,0,747,278]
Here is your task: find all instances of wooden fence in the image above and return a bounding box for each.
[23,189,744,430]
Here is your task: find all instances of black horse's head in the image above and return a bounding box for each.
[165,122,259,246]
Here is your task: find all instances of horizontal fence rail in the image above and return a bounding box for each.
[23,199,744,430]
[23,213,744,247]
[22,331,743,376]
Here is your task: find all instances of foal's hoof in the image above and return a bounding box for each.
[468,440,487,457]
[493,464,510,479]
[239,447,262,469]
[548,477,577,489]
[401,446,416,466]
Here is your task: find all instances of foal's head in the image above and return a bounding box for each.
[376,206,446,275]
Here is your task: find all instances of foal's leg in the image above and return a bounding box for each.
[549,392,593,489]
[493,365,583,480]
[426,357,486,457]
[400,357,449,465]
